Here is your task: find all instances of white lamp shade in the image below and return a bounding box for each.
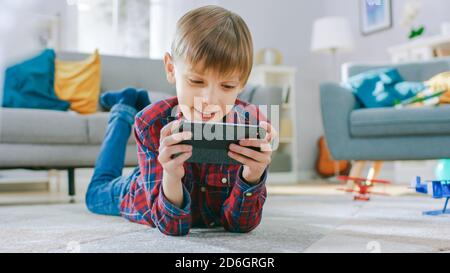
[311,17,354,53]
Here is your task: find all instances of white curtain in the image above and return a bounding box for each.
[77,0,150,57]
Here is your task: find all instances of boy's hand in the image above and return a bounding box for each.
[228,121,278,184]
[158,120,193,180]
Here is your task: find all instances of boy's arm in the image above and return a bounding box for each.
[125,117,192,236]
[220,166,268,233]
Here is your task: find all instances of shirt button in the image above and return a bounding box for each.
[245,192,253,197]
[221,177,227,184]
[200,187,206,192]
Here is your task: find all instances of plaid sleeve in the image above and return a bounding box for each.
[154,181,192,236]
[127,113,192,236]
[220,166,268,233]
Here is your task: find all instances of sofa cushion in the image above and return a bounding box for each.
[3,49,70,111]
[350,105,450,138]
[0,143,138,168]
[55,50,101,114]
[344,68,425,108]
[0,108,88,144]
[87,112,136,144]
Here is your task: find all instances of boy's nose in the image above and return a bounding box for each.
[201,88,218,105]
[194,93,219,112]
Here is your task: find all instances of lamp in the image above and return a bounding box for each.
[311,17,354,81]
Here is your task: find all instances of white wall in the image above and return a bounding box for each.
[323,0,450,63]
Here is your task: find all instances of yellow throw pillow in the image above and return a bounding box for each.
[55,50,101,114]
[426,71,450,104]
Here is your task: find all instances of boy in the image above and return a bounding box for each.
[86,5,277,236]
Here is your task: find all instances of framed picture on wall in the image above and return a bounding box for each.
[360,0,392,35]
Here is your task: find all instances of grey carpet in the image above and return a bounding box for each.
[0,194,449,253]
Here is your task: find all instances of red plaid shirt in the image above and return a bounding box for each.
[119,96,268,236]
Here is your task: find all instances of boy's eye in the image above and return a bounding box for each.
[189,79,204,84]
[223,85,236,89]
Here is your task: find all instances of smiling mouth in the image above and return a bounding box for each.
[194,108,218,120]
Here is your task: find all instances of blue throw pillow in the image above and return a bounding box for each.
[3,49,70,111]
[391,81,425,101]
[344,68,425,108]
[343,68,398,108]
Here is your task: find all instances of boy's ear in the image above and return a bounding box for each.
[163,52,176,84]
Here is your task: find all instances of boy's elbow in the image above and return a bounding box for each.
[158,226,190,236]
[150,206,192,236]
[154,221,191,236]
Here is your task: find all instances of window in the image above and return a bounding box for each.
[73,0,218,59]
[75,0,150,58]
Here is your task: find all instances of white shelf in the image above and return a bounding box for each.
[388,34,450,52]
[388,34,450,63]
[249,64,298,184]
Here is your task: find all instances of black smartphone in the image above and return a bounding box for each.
[173,120,267,165]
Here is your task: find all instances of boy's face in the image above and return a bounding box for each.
[164,53,242,122]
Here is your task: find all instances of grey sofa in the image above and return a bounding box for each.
[0,52,279,197]
[0,52,178,197]
[320,57,450,161]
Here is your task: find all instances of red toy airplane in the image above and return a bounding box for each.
[337,176,391,201]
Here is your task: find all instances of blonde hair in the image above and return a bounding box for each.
[171,5,254,86]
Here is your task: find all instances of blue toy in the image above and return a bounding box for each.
[414,176,450,216]
[435,159,450,181]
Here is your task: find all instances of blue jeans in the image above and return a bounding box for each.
[85,104,137,216]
